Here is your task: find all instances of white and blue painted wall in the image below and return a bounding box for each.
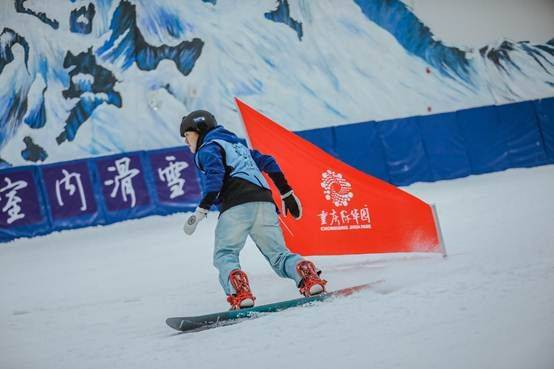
[1,0,553,170]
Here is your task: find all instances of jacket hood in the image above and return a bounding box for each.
[198,125,243,147]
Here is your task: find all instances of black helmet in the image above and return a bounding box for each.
[180,110,217,137]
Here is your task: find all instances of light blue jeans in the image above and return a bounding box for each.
[214,202,304,295]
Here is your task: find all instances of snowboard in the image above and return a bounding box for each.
[166,281,381,333]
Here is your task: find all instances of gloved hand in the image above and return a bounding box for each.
[281,190,302,220]
[183,208,209,235]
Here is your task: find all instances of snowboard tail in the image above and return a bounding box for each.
[166,282,379,333]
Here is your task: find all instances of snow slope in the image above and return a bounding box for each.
[1,164,554,369]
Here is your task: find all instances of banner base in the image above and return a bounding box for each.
[431,204,447,257]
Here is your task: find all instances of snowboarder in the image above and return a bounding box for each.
[180,110,327,310]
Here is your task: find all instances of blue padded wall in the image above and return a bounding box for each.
[455,105,510,174]
[495,101,548,167]
[296,126,338,157]
[377,116,432,185]
[333,121,390,183]
[298,97,554,186]
[534,98,554,161]
[417,111,471,180]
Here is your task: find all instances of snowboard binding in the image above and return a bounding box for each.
[227,269,256,310]
[296,260,327,297]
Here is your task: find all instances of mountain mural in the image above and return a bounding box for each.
[15,0,59,29]
[0,0,552,168]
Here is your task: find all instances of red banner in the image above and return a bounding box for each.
[236,98,445,256]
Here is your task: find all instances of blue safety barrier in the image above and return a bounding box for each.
[1,148,199,243]
[299,96,554,185]
[534,98,554,161]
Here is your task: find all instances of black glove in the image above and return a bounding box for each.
[198,191,218,210]
[268,172,292,195]
[268,172,301,219]
[281,190,302,219]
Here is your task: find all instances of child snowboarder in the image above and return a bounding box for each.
[180,110,327,310]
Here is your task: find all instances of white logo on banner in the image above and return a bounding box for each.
[158,156,189,199]
[0,177,28,224]
[56,169,87,211]
[318,170,371,232]
[104,157,139,207]
[321,170,353,206]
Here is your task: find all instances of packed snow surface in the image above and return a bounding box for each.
[2,165,554,369]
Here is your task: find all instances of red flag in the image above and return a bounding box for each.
[236,98,445,256]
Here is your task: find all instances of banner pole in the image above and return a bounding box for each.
[234,98,253,148]
[431,204,447,257]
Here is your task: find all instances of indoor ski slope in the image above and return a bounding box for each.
[2,165,554,369]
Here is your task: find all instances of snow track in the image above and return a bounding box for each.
[2,165,554,369]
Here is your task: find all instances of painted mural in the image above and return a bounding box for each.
[1,0,553,168]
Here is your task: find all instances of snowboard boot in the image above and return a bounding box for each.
[296,260,327,297]
[227,269,256,310]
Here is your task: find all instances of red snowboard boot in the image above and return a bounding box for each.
[227,269,256,310]
[296,260,327,297]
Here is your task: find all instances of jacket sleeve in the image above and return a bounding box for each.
[196,143,225,209]
[250,149,281,173]
[250,149,292,195]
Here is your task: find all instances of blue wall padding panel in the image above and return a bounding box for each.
[377,116,432,185]
[297,97,554,187]
[455,105,511,174]
[417,111,471,180]
[0,147,198,243]
[333,121,390,183]
[495,101,548,167]
[534,98,554,162]
[296,126,338,157]
[0,166,51,242]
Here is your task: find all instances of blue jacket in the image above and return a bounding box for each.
[194,125,287,212]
